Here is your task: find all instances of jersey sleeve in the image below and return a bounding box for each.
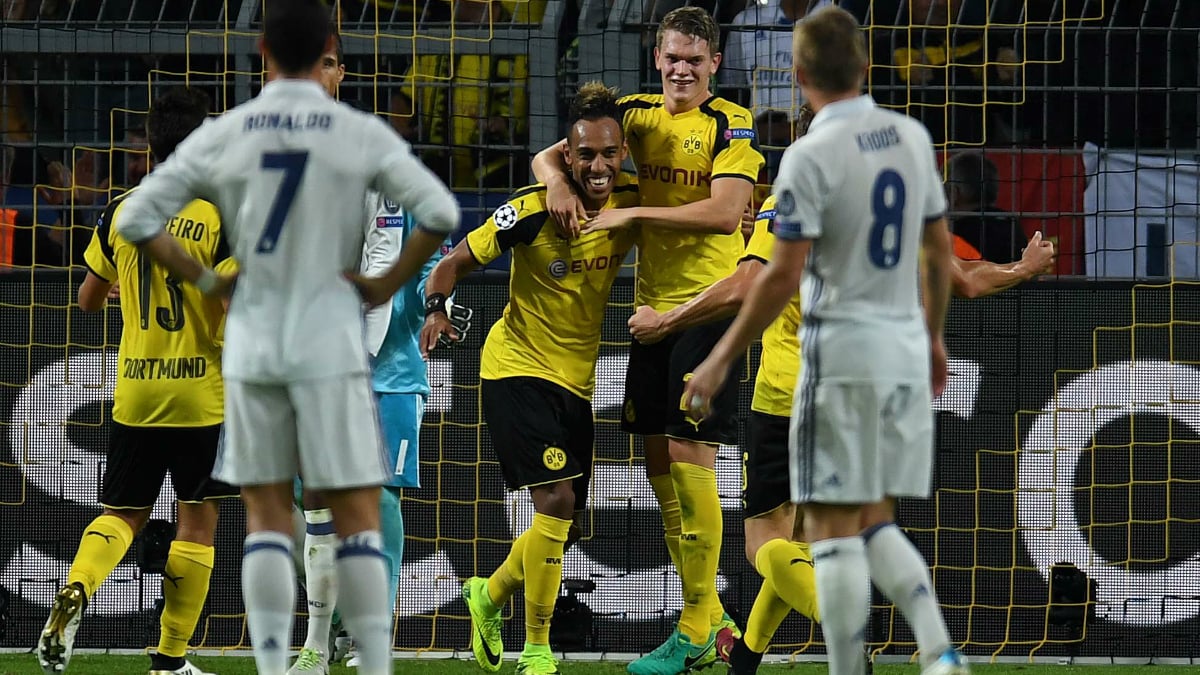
[772,144,826,241]
[465,197,545,265]
[82,199,120,282]
[712,104,765,183]
[115,118,221,244]
[742,196,776,263]
[364,116,461,236]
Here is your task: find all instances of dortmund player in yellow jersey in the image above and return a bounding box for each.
[533,8,764,674]
[423,82,637,675]
[36,88,234,675]
[634,194,1054,675]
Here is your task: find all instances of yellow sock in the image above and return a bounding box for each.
[487,529,528,610]
[756,539,820,622]
[648,474,683,573]
[157,540,215,657]
[671,462,722,644]
[67,514,135,598]
[743,578,791,653]
[522,513,571,646]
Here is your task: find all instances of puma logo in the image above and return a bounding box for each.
[789,557,814,568]
[163,573,184,588]
[84,531,116,544]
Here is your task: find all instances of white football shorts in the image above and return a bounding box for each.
[214,373,387,490]
[789,378,934,504]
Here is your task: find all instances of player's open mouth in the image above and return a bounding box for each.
[669,79,694,87]
[586,175,612,189]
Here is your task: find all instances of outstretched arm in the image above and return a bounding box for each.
[583,176,753,236]
[682,237,811,420]
[628,258,764,344]
[952,230,1055,299]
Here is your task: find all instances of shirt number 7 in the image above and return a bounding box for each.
[257,151,310,253]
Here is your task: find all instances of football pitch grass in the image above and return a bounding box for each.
[0,654,1185,675]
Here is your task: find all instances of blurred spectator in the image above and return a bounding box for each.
[863,0,1024,147]
[946,150,1026,264]
[390,0,529,191]
[722,0,830,162]
[1,147,65,267]
[121,129,151,187]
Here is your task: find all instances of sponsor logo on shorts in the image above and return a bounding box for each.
[623,399,636,423]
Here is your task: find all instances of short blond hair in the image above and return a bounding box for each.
[657,6,720,57]
[792,5,868,94]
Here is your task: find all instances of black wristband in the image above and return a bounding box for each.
[424,293,448,317]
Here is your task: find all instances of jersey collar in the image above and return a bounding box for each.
[808,94,875,132]
[260,79,329,98]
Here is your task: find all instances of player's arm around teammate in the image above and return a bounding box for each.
[39,87,231,675]
[423,82,636,675]
[532,12,765,669]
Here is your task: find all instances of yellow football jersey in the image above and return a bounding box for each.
[467,175,639,399]
[84,191,232,427]
[744,195,802,418]
[618,93,764,312]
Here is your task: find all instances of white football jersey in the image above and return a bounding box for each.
[772,95,946,381]
[117,79,459,383]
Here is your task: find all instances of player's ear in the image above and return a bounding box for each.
[710,51,722,71]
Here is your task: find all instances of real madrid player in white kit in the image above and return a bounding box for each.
[113,3,460,674]
[684,7,969,675]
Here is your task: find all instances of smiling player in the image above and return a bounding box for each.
[531,9,764,673]
[422,81,637,675]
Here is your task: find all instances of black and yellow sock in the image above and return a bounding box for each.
[157,540,215,658]
[756,539,820,622]
[67,514,135,598]
[743,577,790,653]
[522,513,571,646]
[671,462,722,644]
[487,528,528,611]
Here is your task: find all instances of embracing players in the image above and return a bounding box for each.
[424,81,637,675]
[532,8,764,673]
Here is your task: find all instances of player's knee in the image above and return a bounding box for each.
[175,501,219,545]
[530,482,575,521]
[103,507,151,535]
